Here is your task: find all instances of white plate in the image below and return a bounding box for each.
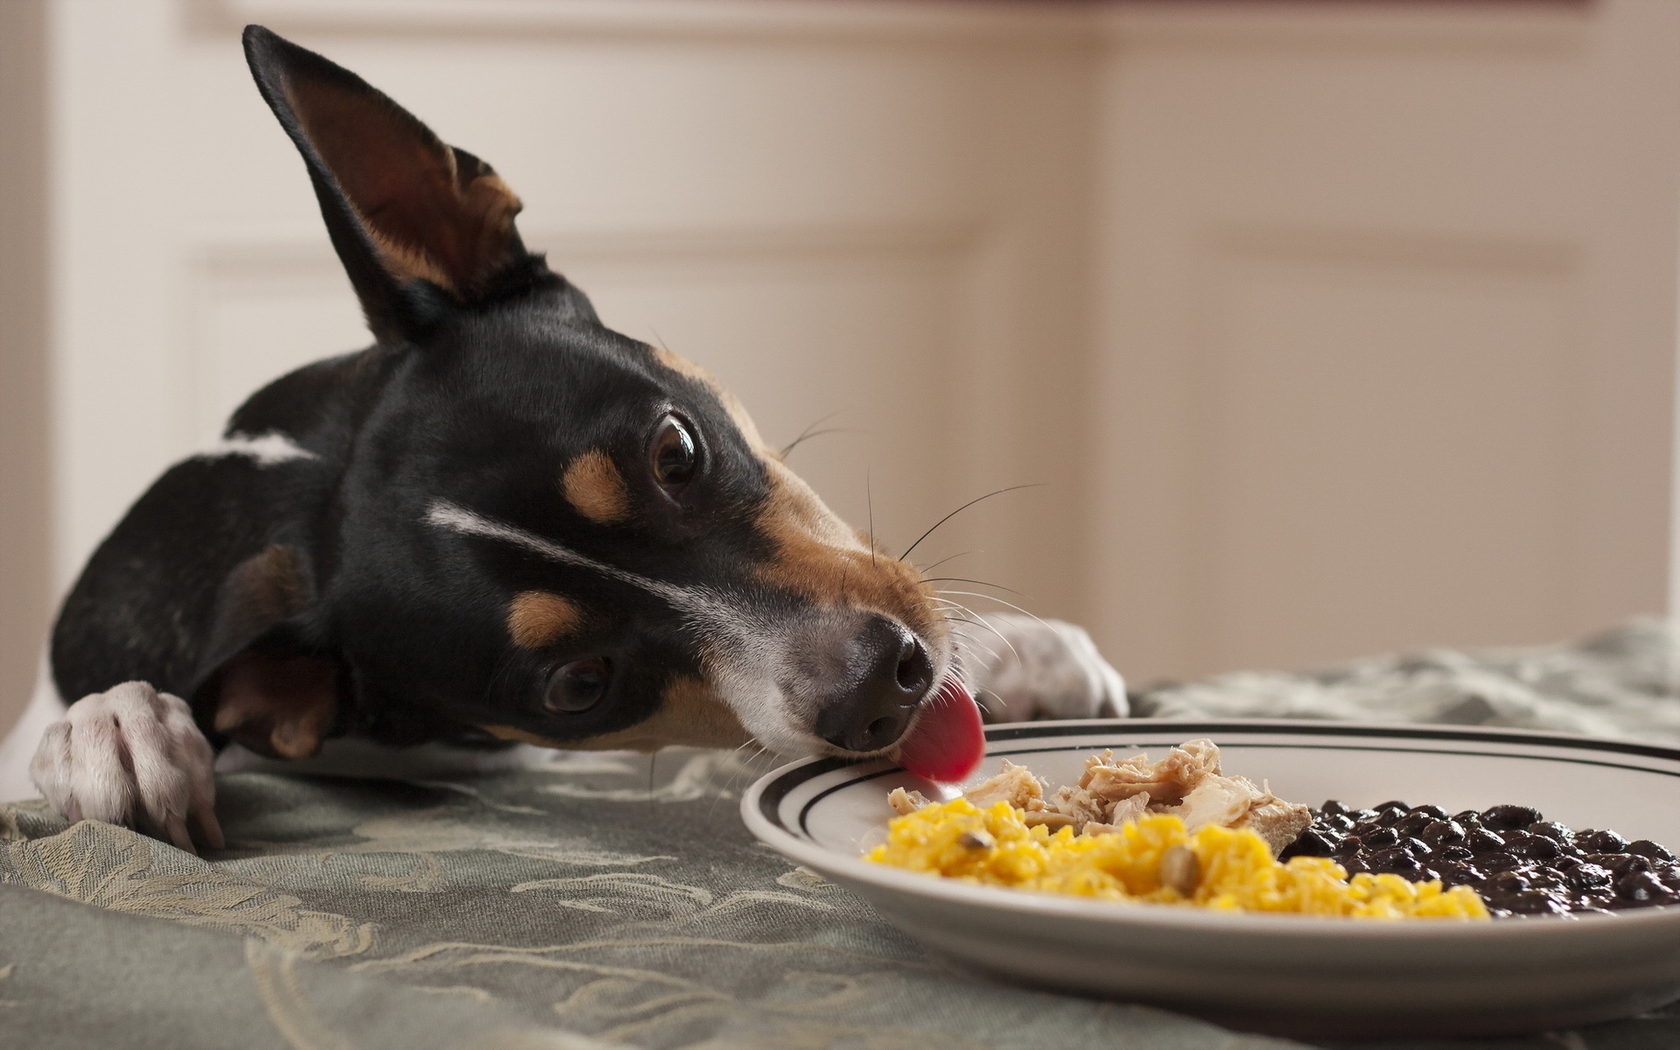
[741,719,1680,1039]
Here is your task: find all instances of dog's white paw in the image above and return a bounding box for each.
[29,681,224,852]
[957,613,1127,723]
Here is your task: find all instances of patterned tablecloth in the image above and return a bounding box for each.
[4,620,1679,1050]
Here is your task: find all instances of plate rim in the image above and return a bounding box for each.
[741,717,1680,940]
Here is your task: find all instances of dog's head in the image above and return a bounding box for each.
[218,27,982,774]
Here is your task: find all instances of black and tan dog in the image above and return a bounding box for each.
[26,26,1124,852]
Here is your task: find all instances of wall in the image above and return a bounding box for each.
[1087,1,1680,681]
[0,1,53,751]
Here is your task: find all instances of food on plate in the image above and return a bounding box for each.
[889,738,1311,854]
[1283,800,1680,917]
[866,801,1489,919]
[871,740,1486,919]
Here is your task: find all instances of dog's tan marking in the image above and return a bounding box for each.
[754,459,945,643]
[212,652,339,759]
[506,591,584,649]
[562,450,631,524]
[478,724,567,747]
[479,675,749,752]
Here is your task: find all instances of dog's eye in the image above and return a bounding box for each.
[544,657,610,714]
[650,414,698,491]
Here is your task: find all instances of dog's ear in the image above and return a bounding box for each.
[189,544,342,759]
[242,25,582,340]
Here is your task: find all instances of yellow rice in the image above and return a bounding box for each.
[865,798,1489,920]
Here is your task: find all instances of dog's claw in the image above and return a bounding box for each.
[957,614,1128,724]
[195,805,226,853]
[29,681,221,853]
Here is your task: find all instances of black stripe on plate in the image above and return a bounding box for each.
[752,722,1680,841]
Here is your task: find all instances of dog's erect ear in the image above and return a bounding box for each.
[242,25,557,340]
[190,544,342,759]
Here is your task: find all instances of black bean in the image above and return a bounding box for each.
[1577,829,1629,854]
[1613,854,1654,876]
[1527,821,1573,843]
[1616,871,1666,904]
[1484,805,1543,831]
[1501,830,1535,853]
[1466,828,1507,853]
[1393,811,1433,837]
[1421,819,1466,847]
[1413,804,1448,820]
[1519,835,1562,862]
[1566,864,1612,891]
[1503,890,1567,915]
[1437,845,1474,862]
[1478,853,1524,872]
[1361,827,1401,850]
[1434,862,1476,887]
[1488,870,1529,894]
[1321,800,1349,816]
[1367,848,1423,876]
[1288,829,1336,857]
[1629,839,1677,862]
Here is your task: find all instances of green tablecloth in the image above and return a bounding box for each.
[4,621,1679,1049]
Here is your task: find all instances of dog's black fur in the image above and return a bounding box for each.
[51,26,948,766]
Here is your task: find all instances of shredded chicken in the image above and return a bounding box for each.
[961,760,1044,810]
[888,738,1310,856]
[887,787,932,816]
[1236,796,1314,855]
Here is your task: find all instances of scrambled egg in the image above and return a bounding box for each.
[866,798,1489,920]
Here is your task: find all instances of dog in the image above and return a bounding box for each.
[24,26,1126,853]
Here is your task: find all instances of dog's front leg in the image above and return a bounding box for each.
[958,613,1128,723]
[29,682,224,852]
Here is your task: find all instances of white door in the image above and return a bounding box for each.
[1086,1,1680,681]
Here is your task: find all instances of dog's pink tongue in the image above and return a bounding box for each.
[895,679,985,783]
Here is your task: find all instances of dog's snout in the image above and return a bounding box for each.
[813,616,933,753]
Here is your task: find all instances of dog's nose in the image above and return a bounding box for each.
[813,616,934,753]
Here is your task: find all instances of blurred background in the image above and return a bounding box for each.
[2,0,1677,746]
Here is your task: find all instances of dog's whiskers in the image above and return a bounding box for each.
[916,550,975,574]
[921,576,1026,598]
[866,469,878,567]
[939,603,1021,665]
[947,627,1002,666]
[937,589,1055,633]
[899,483,1042,562]
[780,409,849,459]
[971,687,1006,717]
